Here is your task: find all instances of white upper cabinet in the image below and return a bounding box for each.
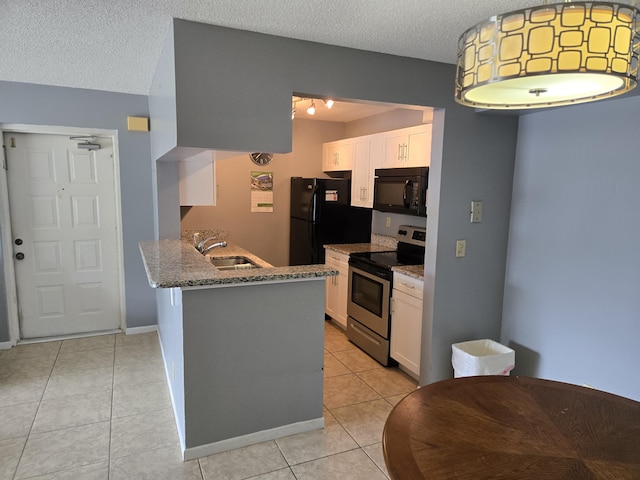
[322,139,354,171]
[381,124,431,169]
[179,151,216,206]
[351,135,383,208]
[322,124,432,207]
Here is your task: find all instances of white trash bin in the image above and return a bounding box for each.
[452,339,515,378]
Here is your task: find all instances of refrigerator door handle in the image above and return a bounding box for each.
[307,185,318,259]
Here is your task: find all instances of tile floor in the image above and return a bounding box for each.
[0,321,417,480]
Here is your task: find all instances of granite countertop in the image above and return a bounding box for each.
[392,264,424,280]
[139,239,337,288]
[323,243,393,255]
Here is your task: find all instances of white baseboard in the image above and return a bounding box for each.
[0,341,13,350]
[124,325,158,335]
[183,417,325,461]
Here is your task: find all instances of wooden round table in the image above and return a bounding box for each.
[383,376,640,479]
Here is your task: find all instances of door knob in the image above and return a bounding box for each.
[15,252,24,260]
[14,238,23,245]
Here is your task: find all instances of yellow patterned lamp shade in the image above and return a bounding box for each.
[455,2,640,109]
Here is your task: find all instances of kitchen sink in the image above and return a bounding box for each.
[210,256,261,270]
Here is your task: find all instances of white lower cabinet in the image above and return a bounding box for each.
[391,272,424,377]
[325,250,349,329]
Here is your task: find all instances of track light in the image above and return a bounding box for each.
[307,100,316,115]
[324,99,334,109]
[291,107,296,120]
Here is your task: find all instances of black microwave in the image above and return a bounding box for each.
[373,167,428,217]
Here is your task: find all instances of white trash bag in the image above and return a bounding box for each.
[452,339,515,378]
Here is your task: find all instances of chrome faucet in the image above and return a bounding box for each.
[197,237,227,253]
[202,241,227,254]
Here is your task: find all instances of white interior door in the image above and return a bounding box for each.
[4,132,121,338]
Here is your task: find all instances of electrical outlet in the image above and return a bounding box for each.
[385,216,391,228]
[456,239,466,257]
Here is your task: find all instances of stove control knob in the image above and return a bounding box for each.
[398,229,407,236]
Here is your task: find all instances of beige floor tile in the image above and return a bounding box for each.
[247,468,297,480]
[363,443,389,479]
[199,441,288,480]
[113,356,166,387]
[59,335,115,354]
[52,348,114,374]
[22,461,108,479]
[43,366,113,401]
[385,393,410,407]
[0,375,48,407]
[323,352,351,378]
[0,437,26,480]
[15,421,110,479]
[0,402,39,440]
[110,445,202,480]
[114,342,162,366]
[357,368,417,398]
[323,374,380,410]
[333,348,382,373]
[110,407,179,459]
[331,399,394,447]
[275,412,358,465]
[112,380,171,418]
[323,329,353,353]
[0,342,61,360]
[32,390,112,434]
[290,448,388,480]
[0,355,57,381]
[115,331,159,347]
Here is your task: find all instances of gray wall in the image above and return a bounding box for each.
[501,95,640,402]
[0,81,157,336]
[150,20,519,384]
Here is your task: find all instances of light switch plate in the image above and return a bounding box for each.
[456,239,466,257]
[471,201,483,223]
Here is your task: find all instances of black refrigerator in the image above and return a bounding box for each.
[290,177,372,265]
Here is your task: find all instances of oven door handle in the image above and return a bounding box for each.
[350,320,382,346]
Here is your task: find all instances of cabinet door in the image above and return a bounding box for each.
[323,140,353,172]
[391,288,423,377]
[323,142,341,171]
[405,124,432,167]
[179,151,216,206]
[351,137,371,208]
[382,130,407,168]
[325,251,349,329]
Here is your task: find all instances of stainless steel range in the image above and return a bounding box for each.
[347,225,426,366]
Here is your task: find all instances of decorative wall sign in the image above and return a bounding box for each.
[250,171,273,212]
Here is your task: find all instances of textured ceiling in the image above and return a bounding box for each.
[0,0,552,96]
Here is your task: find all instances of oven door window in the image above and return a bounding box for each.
[351,271,383,317]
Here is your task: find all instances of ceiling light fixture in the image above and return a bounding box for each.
[455,1,640,109]
[307,100,316,115]
[324,99,334,109]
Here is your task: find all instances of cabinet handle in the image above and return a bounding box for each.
[398,144,402,162]
[403,143,408,162]
[400,282,415,289]
[363,187,367,201]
